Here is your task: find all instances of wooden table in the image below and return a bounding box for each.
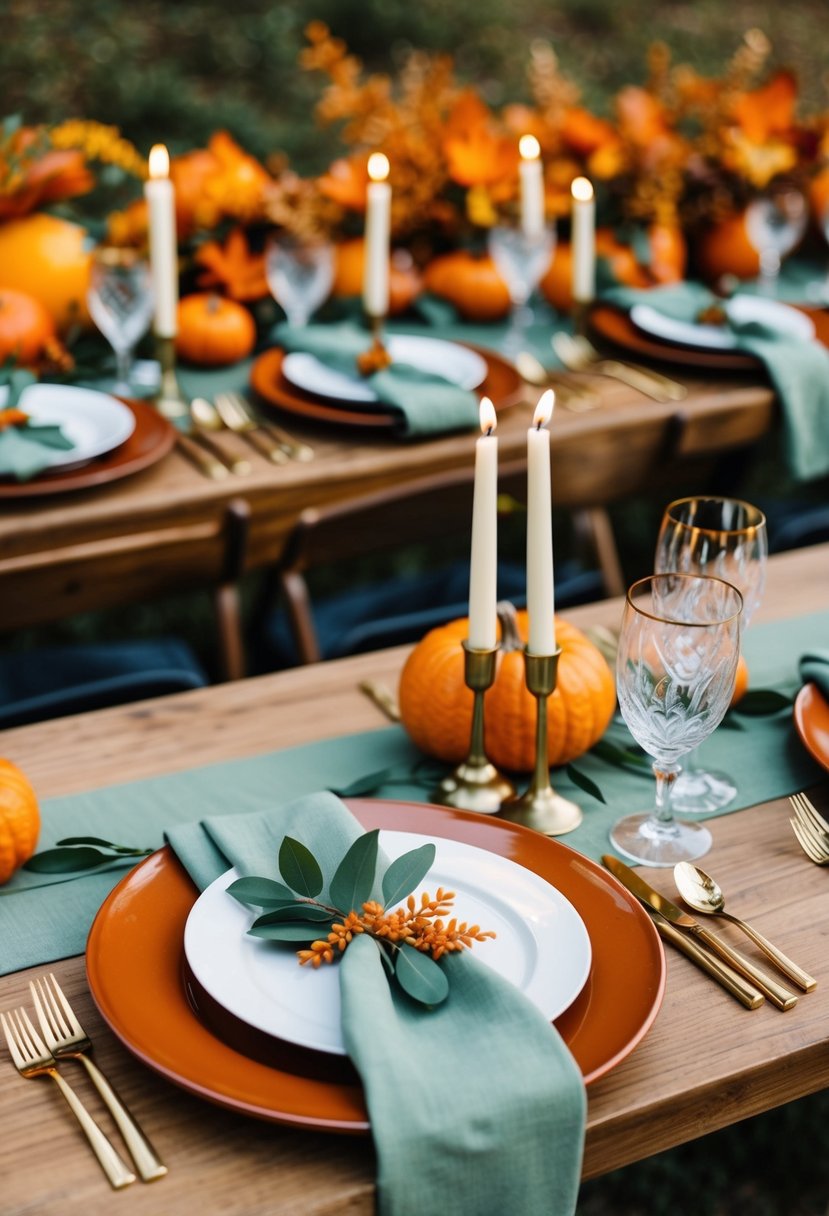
[0,543,826,1214]
[0,350,775,633]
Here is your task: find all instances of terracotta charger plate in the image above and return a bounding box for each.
[86,798,666,1133]
[794,682,829,771]
[0,399,175,498]
[249,342,524,431]
[588,303,829,373]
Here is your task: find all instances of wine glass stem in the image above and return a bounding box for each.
[653,762,680,824]
[114,347,133,392]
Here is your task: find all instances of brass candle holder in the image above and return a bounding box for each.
[499,647,583,836]
[356,314,392,376]
[154,335,189,420]
[434,642,516,813]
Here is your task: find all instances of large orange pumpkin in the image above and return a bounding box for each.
[398,606,616,773]
[694,212,761,284]
[541,225,686,313]
[0,214,92,333]
[422,250,512,322]
[0,758,40,885]
[332,238,422,316]
[0,289,57,367]
[175,293,256,366]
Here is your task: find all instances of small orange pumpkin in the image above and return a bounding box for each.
[541,225,686,314]
[175,293,256,367]
[694,212,761,284]
[730,654,750,707]
[422,250,512,322]
[398,605,616,773]
[0,213,92,333]
[332,237,423,316]
[0,758,40,885]
[0,289,57,367]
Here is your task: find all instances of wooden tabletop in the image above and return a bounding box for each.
[1,544,826,1215]
[0,346,774,631]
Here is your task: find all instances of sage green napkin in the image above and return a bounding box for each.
[602,282,829,482]
[273,322,481,437]
[166,790,586,1216]
[800,649,829,701]
[0,372,75,481]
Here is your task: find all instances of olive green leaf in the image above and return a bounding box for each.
[226,876,298,907]
[329,829,380,913]
[381,843,436,909]
[248,921,332,943]
[278,836,323,898]
[395,944,449,1006]
[566,764,606,804]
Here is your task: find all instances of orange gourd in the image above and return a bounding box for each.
[398,605,616,773]
[175,293,256,367]
[422,250,512,322]
[332,238,422,316]
[0,214,92,333]
[731,654,750,707]
[0,759,40,885]
[541,225,686,314]
[0,289,57,367]
[694,212,761,283]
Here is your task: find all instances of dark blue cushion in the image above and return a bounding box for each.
[254,559,604,671]
[0,638,209,729]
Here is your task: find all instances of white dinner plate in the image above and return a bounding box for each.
[184,829,592,1057]
[0,383,136,470]
[281,335,488,403]
[631,295,815,351]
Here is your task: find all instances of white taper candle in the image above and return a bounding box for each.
[144,144,178,339]
[363,153,391,317]
[526,390,556,654]
[467,397,499,651]
[571,176,596,305]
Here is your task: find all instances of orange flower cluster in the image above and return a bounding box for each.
[0,122,93,222]
[297,889,496,968]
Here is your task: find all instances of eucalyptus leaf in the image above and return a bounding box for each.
[732,689,793,716]
[23,846,118,874]
[591,738,652,774]
[252,903,334,926]
[329,829,380,913]
[226,876,297,907]
[566,764,606,804]
[278,837,323,898]
[330,768,401,798]
[248,921,331,943]
[56,836,149,855]
[377,942,395,978]
[381,843,436,909]
[395,944,449,1006]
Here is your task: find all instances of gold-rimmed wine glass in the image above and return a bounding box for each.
[611,573,743,867]
[655,496,767,815]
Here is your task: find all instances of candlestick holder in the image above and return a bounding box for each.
[572,301,589,338]
[356,314,392,376]
[499,647,583,835]
[154,335,189,420]
[434,642,516,813]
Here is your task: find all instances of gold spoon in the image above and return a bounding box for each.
[514,350,600,413]
[673,861,816,991]
[190,397,251,476]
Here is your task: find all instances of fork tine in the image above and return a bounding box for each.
[792,791,829,837]
[791,800,829,852]
[30,977,64,1049]
[791,816,828,863]
[0,1010,25,1068]
[17,1007,48,1056]
[46,973,81,1036]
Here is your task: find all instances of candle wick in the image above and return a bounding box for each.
[486,425,494,437]
[535,420,543,430]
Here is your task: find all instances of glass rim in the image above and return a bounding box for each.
[662,495,767,537]
[625,572,744,627]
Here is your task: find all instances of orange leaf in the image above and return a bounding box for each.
[194,228,268,301]
[317,154,369,211]
[732,70,798,143]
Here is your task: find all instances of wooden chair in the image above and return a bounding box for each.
[248,463,624,668]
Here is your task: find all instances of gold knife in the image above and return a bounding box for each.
[648,908,764,1009]
[602,855,797,1011]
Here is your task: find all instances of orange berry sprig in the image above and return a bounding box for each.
[297,888,495,968]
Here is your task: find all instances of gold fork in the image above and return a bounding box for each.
[214,391,314,462]
[789,794,829,865]
[30,974,167,1182]
[1,1007,136,1189]
[551,330,687,403]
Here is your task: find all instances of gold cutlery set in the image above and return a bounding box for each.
[1,973,166,1190]
[604,853,816,1010]
[789,791,829,865]
[517,331,687,411]
[174,391,314,480]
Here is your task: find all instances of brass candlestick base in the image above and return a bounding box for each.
[154,335,189,420]
[434,642,516,814]
[499,648,583,836]
[572,301,589,338]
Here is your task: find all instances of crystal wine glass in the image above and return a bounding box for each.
[611,572,743,867]
[744,184,807,297]
[655,496,767,814]
[265,233,334,328]
[86,247,154,396]
[487,222,555,358]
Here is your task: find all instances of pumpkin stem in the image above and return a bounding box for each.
[496,601,523,653]
[207,293,222,314]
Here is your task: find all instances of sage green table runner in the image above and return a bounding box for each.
[1,609,825,977]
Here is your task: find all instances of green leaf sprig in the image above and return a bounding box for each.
[23,837,153,874]
[227,831,495,1007]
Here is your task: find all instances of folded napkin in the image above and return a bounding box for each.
[800,649,829,701]
[273,322,481,438]
[0,372,75,481]
[602,282,829,482]
[167,791,586,1216]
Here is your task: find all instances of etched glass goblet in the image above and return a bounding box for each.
[487,222,555,357]
[86,247,154,396]
[655,496,767,814]
[265,234,334,328]
[611,573,743,867]
[744,184,807,297]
